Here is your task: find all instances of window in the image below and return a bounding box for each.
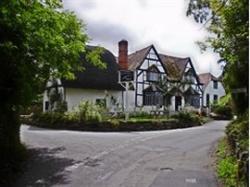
[96,98,106,108]
[45,101,49,111]
[213,95,218,103]
[143,92,163,106]
[184,69,194,83]
[213,80,218,89]
[206,94,210,107]
[147,65,160,82]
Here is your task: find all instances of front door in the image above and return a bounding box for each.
[175,96,182,111]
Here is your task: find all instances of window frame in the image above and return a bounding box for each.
[146,65,160,82]
[213,80,218,89]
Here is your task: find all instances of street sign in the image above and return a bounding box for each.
[119,70,134,82]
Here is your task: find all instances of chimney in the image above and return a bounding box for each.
[118,40,128,70]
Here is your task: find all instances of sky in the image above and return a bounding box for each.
[62,0,222,76]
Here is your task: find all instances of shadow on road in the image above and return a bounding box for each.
[13,147,79,187]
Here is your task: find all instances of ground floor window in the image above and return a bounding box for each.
[96,98,107,108]
[143,91,163,106]
[213,95,218,103]
[185,95,200,108]
[45,101,49,111]
[206,94,210,107]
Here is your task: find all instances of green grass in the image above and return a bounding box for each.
[216,138,238,187]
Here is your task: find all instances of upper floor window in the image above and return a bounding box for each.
[184,69,195,83]
[147,65,160,82]
[206,94,210,107]
[213,80,218,89]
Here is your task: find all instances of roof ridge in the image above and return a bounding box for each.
[159,53,189,60]
[128,45,152,56]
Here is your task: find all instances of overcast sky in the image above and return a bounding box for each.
[63,0,222,76]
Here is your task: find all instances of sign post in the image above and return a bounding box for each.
[118,70,134,122]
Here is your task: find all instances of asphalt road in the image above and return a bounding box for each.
[15,120,229,187]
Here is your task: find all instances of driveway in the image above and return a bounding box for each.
[15,120,229,187]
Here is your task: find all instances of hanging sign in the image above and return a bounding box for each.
[119,70,134,82]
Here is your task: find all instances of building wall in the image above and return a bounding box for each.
[202,81,225,107]
[135,48,166,108]
[64,88,123,112]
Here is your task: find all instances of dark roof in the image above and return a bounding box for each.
[61,46,124,90]
[198,73,218,87]
[127,45,152,70]
[159,54,189,81]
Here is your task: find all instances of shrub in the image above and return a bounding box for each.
[32,112,66,125]
[77,101,103,123]
[225,113,249,186]
[226,113,249,154]
[129,111,152,118]
[172,111,201,124]
[212,103,233,119]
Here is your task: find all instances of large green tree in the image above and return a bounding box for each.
[187,0,249,115]
[0,0,102,182]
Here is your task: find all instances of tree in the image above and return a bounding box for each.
[0,0,103,183]
[187,0,249,115]
[187,1,249,185]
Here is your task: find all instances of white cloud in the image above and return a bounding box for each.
[62,0,222,76]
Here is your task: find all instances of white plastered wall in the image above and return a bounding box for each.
[202,81,226,107]
[65,88,123,112]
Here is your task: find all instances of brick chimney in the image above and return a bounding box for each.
[118,40,128,70]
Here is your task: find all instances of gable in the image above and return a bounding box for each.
[182,59,200,85]
[138,46,166,74]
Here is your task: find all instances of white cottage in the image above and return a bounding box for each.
[43,40,203,113]
[198,73,226,107]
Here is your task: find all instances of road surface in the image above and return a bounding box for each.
[15,120,228,187]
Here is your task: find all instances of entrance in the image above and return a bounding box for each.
[175,96,182,111]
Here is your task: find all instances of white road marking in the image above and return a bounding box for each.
[185,178,197,183]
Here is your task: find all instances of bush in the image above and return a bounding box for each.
[77,101,103,123]
[172,111,201,125]
[211,103,233,119]
[32,112,67,125]
[225,113,249,186]
[226,113,249,154]
[129,111,152,118]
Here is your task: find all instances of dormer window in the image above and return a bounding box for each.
[147,65,160,82]
[213,80,218,89]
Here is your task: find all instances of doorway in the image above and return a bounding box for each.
[175,96,182,111]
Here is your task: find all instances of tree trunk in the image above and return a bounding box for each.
[0,107,25,185]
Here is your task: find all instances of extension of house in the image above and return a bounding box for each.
[43,40,225,114]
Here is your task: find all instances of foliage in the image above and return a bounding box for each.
[226,113,249,154]
[217,93,231,106]
[0,0,103,184]
[217,138,238,187]
[187,0,249,115]
[172,111,201,124]
[20,94,43,115]
[129,111,153,119]
[77,101,103,123]
[32,101,104,125]
[225,113,249,185]
[211,103,232,119]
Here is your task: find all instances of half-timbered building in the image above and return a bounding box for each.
[43,40,203,114]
